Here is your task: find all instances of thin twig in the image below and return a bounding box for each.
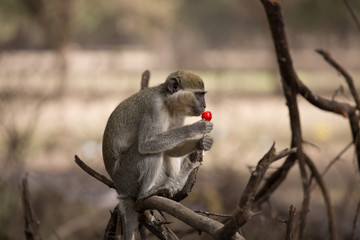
[297,77,360,172]
[274,148,297,161]
[297,154,310,240]
[253,154,297,207]
[343,0,360,31]
[351,200,360,240]
[322,141,353,177]
[331,85,347,102]
[309,141,352,191]
[194,210,232,218]
[297,79,354,118]
[217,146,295,239]
[304,154,337,240]
[285,205,296,240]
[349,113,360,171]
[316,49,360,110]
[20,174,42,240]
[215,144,276,239]
[252,148,297,206]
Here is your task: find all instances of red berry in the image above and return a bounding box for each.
[201,111,212,121]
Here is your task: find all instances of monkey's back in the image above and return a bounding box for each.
[102,86,164,195]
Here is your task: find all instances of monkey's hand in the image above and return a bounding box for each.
[198,135,213,151]
[191,120,213,135]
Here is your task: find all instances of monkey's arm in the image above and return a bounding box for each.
[164,139,199,157]
[165,136,213,157]
[138,118,212,155]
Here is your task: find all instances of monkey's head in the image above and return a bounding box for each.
[164,70,207,116]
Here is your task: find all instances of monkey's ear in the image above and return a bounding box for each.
[167,77,181,94]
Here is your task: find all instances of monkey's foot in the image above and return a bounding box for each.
[181,159,201,175]
[158,180,184,198]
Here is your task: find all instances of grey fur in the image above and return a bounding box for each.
[102,71,213,240]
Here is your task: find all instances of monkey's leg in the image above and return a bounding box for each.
[178,156,201,184]
[140,176,180,199]
[158,156,201,197]
[118,197,138,240]
[138,156,200,199]
[137,155,171,199]
[139,170,187,199]
[146,156,201,198]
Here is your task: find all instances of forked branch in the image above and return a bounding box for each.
[214,146,295,239]
[315,49,360,109]
[75,145,294,240]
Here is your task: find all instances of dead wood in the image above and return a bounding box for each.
[20,175,42,240]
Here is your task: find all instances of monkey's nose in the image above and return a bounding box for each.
[203,103,206,109]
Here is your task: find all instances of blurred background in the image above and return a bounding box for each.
[1,0,360,239]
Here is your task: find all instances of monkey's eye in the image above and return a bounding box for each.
[195,92,203,99]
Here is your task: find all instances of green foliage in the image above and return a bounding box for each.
[284,0,356,33]
[0,0,358,49]
[0,0,28,44]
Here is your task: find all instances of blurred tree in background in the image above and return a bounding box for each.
[0,0,74,49]
[0,0,358,50]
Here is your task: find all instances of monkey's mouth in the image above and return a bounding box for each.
[190,107,204,116]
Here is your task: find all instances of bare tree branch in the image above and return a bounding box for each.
[315,49,360,110]
[253,154,297,207]
[20,174,42,240]
[296,77,360,173]
[194,210,232,218]
[215,145,295,239]
[285,205,296,240]
[103,208,119,240]
[74,157,238,240]
[274,148,298,161]
[342,0,360,31]
[304,154,337,240]
[259,0,360,176]
[76,146,293,240]
[297,79,354,118]
[140,210,179,240]
[136,196,244,240]
[252,148,298,208]
[321,141,353,177]
[351,200,360,240]
[215,144,276,239]
[259,1,311,238]
[74,155,115,189]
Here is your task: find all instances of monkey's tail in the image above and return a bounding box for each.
[118,196,138,240]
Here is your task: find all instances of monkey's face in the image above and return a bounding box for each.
[165,90,207,117]
[164,70,207,116]
[190,90,207,116]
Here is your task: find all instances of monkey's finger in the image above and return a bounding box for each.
[204,121,213,133]
[199,137,214,151]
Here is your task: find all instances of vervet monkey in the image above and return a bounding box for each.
[102,70,213,240]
